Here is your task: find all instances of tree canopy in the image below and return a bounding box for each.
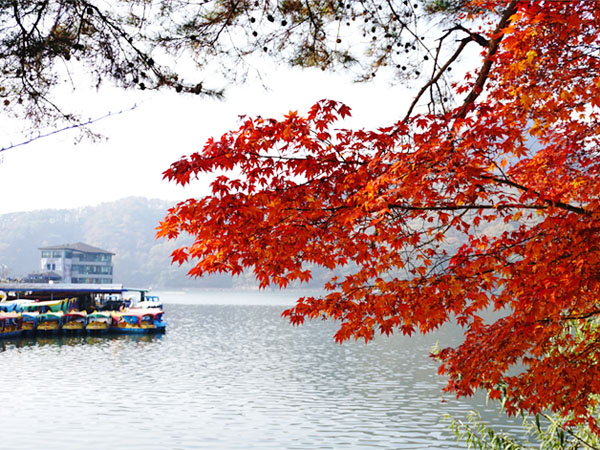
[5,0,600,440]
[158,0,600,432]
[1,0,448,132]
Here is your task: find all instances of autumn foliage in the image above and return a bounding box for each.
[158,1,600,428]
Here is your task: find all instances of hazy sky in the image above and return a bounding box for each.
[0,66,410,215]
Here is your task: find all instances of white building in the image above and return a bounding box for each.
[39,242,114,284]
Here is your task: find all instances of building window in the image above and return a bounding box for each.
[70,265,112,275]
[77,253,111,262]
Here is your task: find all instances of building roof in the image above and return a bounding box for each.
[0,283,147,296]
[38,242,114,255]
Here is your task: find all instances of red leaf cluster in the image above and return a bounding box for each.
[158,1,600,427]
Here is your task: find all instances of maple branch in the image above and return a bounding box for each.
[451,24,490,49]
[387,203,547,212]
[455,0,519,119]
[406,1,517,121]
[250,151,366,166]
[481,175,592,216]
[558,310,600,321]
[404,37,471,120]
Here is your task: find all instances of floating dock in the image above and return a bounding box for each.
[0,283,166,337]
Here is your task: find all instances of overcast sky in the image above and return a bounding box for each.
[0,66,411,215]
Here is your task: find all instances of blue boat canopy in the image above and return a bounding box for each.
[0,283,149,301]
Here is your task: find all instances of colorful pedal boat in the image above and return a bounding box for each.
[36,311,63,333]
[0,299,34,313]
[86,312,112,332]
[21,312,39,334]
[0,312,22,338]
[111,308,166,333]
[62,311,87,332]
[22,299,68,314]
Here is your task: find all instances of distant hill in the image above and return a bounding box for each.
[0,196,379,290]
[2,197,511,293]
[0,197,238,289]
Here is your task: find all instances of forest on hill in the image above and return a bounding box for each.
[0,197,233,288]
[0,196,338,289]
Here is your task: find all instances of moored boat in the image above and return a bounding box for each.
[36,311,63,333]
[0,299,34,313]
[136,295,163,310]
[21,312,39,335]
[62,311,87,333]
[0,284,167,339]
[85,311,112,333]
[22,299,68,314]
[0,312,22,338]
[111,308,166,334]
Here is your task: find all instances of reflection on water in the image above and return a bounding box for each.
[0,333,162,351]
[0,295,523,449]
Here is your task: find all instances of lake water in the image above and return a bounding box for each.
[0,289,524,449]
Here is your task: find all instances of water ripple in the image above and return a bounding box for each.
[0,302,524,449]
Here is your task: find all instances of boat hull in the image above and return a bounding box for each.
[111,309,167,334]
[0,313,23,338]
[36,322,61,333]
[86,323,110,334]
[22,322,36,332]
[62,321,86,333]
[0,330,22,338]
[62,325,85,334]
[111,324,166,334]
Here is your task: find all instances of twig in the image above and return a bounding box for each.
[0,103,138,153]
